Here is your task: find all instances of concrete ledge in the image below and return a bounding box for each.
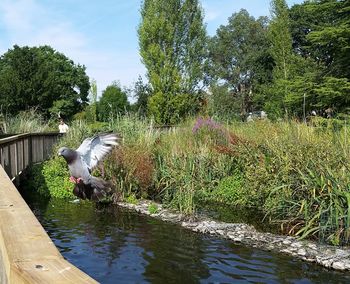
[118,200,350,271]
[0,165,98,283]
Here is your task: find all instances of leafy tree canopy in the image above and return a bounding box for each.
[132,76,151,117]
[97,82,129,121]
[208,9,272,116]
[138,0,207,124]
[0,45,90,118]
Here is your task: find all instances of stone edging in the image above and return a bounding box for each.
[117,200,350,271]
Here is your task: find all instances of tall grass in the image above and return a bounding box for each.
[228,120,350,244]
[25,114,350,244]
[0,109,53,134]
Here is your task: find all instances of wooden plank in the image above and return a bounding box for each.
[0,165,98,283]
[9,144,16,179]
[0,134,31,145]
[31,137,37,164]
[23,138,30,169]
[17,140,24,176]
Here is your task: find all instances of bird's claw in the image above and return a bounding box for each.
[69,176,77,183]
[69,176,83,184]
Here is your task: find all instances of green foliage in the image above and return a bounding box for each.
[97,82,129,121]
[0,109,53,134]
[88,79,98,122]
[132,76,151,117]
[28,157,74,199]
[207,84,242,120]
[148,203,158,214]
[269,0,293,81]
[208,9,271,115]
[0,45,90,118]
[304,0,350,78]
[203,174,246,205]
[49,99,76,119]
[125,194,139,205]
[314,77,350,111]
[148,92,199,124]
[138,0,207,123]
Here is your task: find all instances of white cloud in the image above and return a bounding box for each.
[0,0,44,31]
[0,0,145,99]
[202,3,220,22]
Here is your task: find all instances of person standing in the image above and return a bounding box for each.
[58,118,69,134]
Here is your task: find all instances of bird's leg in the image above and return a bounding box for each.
[76,177,83,184]
[69,176,77,183]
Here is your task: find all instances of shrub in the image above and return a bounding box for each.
[27,157,74,199]
[125,194,138,205]
[148,203,158,214]
[205,174,246,205]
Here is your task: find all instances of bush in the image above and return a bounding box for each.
[205,174,245,205]
[148,203,158,214]
[27,157,74,199]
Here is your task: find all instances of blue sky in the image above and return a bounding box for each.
[0,0,303,97]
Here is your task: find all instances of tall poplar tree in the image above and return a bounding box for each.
[269,0,293,81]
[138,0,207,124]
[265,0,294,117]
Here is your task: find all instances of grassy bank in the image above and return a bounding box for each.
[0,109,54,134]
[21,114,350,245]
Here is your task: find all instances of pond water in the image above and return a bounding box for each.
[22,193,350,284]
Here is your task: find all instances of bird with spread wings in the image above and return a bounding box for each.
[58,133,119,201]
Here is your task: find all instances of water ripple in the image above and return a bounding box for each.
[22,195,350,284]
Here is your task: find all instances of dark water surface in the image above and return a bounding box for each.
[22,194,350,284]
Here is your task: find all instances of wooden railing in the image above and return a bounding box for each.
[0,133,98,283]
[0,133,59,182]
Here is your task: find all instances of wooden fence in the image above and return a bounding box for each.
[0,133,59,181]
[0,133,98,283]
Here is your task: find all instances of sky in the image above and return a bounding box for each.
[0,0,304,98]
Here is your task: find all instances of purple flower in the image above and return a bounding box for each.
[192,117,222,133]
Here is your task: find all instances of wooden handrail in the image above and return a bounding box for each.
[0,133,98,283]
[0,133,58,145]
[0,166,98,283]
[0,133,60,181]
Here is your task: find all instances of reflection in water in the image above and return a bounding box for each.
[23,195,350,284]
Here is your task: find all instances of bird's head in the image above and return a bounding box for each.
[58,147,68,157]
[58,147,76,163]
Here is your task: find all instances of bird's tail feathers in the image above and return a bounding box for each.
[90,176,114,194]
[74,176,115,202]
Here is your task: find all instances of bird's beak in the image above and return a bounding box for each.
[57,150,62,156]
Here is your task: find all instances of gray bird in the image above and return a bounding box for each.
[58,133,119,201]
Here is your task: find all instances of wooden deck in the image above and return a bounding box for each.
[0,133,98,283]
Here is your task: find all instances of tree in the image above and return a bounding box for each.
[132,76,151,117]
[138,0,207,123]
[269,0,294,81]
[87,79,98,122]
[290,0,350,77]
[263,0,295,118]
[97,82,129,121]
[287,0,350,116]
[207,84,242,120]
[0,45,90,118]
[208,10,272,117]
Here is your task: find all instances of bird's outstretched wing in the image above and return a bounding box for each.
[76,133,119,170]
